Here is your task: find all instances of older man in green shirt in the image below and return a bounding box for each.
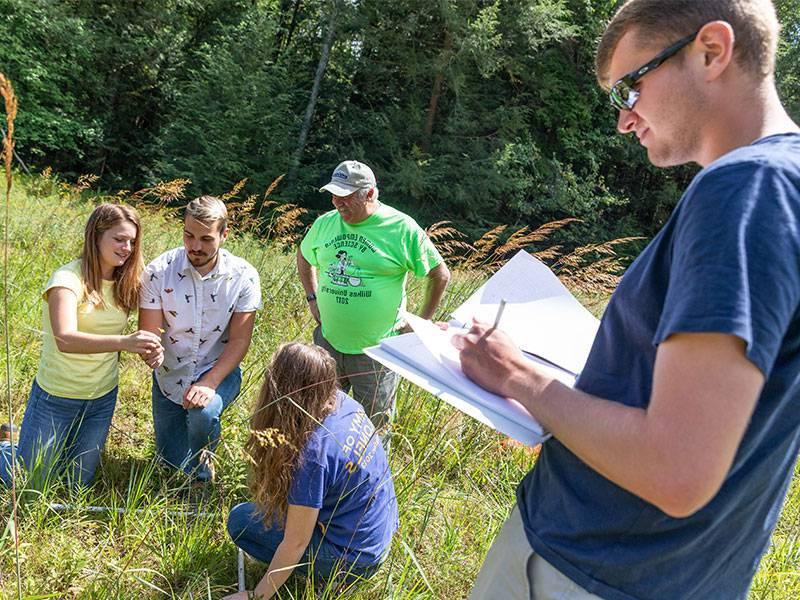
[297,160,450,427]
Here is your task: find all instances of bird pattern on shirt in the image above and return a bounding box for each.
[142,248,261,404]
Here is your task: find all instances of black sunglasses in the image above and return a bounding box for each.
[609,30,699,111]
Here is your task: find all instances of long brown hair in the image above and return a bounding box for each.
[81,203,144,311]
[246,342,339,525]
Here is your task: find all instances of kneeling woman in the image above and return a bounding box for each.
[225,342,398,599]
[0,203,162,488]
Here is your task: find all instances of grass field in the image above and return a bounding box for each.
[1,175,799,599]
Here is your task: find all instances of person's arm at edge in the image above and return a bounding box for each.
[455,324,764,518]
[252,504,319,599]
[296,246,320,324]
[50,287,161,355]
[416,262,450,320]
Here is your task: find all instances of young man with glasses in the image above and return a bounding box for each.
[458,1,800,598]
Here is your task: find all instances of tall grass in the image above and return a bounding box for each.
[1,173,799,599]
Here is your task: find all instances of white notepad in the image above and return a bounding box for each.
[365,250,600,446]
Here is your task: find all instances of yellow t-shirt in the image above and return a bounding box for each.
[35,260,128,399]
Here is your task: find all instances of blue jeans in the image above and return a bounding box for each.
[0,379,117,488]
[151,367,241,481]
[226,502,381,582]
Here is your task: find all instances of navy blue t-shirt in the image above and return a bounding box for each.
[519,133,800,600]
[289,392,398,566]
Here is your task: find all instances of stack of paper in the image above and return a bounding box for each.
[365,250,600,446]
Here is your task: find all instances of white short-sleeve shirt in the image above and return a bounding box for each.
[140,247,262,404]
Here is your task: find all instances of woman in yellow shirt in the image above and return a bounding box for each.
[1,203,162,487]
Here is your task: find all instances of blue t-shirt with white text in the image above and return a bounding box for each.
[289,392,398,566]
[519,133,800,600]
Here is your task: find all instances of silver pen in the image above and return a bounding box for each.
[493,298,507,329]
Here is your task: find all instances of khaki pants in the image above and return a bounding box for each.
[470,505,603,600]
[313,326,399,429]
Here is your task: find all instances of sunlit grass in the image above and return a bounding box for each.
[1,174,798,598]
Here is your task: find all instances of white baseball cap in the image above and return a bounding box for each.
[320,160,376,196]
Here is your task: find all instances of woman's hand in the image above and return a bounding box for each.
[143,346,164,369]
[123,330,163,355]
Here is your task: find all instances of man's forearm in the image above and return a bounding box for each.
[296,248,318,296]
[457,324,763,518]
[504,350,755,518]
[508,367,658,504]
[418,263,450,320]
[139,308,164,334]
[197,337,250,389]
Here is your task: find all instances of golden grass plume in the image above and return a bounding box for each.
[130,178,191,208]
[427,215,636,300]
[1,72,18,196]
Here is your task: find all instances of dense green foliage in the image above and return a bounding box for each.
[1,0,799,242]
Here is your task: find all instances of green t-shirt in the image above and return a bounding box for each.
[36,260,128,399]
[300,203,443,353]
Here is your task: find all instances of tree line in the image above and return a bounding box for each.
[2,0,799,246]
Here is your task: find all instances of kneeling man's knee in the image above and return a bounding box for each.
[188,395,223,427]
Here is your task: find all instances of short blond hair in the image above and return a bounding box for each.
[596,0,780,87]
[185,195,228,232]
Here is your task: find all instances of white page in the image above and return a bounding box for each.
[452,250,599,375]
[376,331,549,435]
[365,343,548,445]
[385,313,575,440]
[401,311,462,371]
[401,311,575,389]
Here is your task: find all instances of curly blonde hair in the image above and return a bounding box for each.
[246,342,339,526]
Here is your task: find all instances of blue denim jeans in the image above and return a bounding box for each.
[0,379,117,488]
[151,367,241,481]
[226,502,381,582]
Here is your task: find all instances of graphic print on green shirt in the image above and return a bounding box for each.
[300,204,442,354]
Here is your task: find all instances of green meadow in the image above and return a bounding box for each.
[1,176,799,599]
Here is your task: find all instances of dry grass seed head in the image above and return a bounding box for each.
[0,73,17,193]
[425,221,475,264]
[221,177,248,201]
[263,174,285,202]
[463,224,507,270]
[555,236,642,296]
[269,203,307,247]
[75,174,99,192]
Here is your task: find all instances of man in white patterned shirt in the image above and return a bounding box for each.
[139,196,261,482]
